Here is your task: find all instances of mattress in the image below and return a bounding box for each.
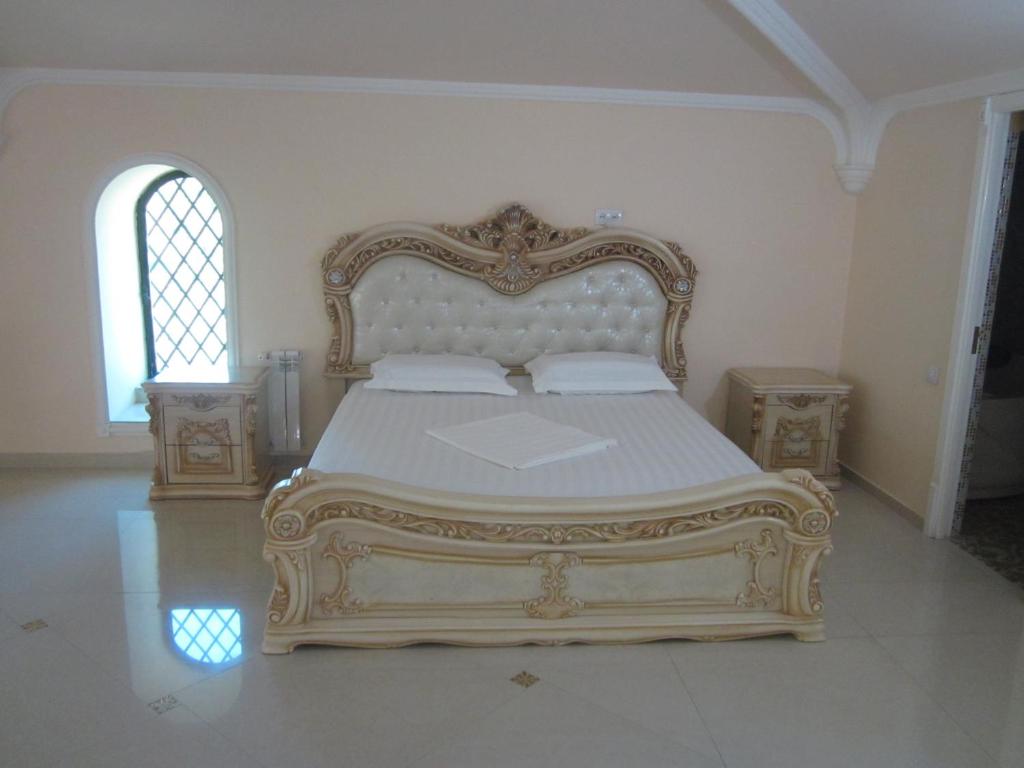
[309,377,760,498]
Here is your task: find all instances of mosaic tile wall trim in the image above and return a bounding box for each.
[952,125,1022,534]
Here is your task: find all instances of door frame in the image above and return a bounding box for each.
[925,92,1024,538]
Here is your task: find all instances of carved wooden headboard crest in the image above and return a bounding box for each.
[321,203,697,381]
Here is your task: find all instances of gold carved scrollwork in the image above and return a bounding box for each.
[735,530,779,608]
[438,203,589,253]
[442,203,577,294]
[175,418,233,475]
[808,545,833,613]
[171,393,231,411]
[524,552,583,619]
[799,509,831,536]
[320,203,698,381]
[265,549,306,626]
[146,395,161,437]
[342,237,486,288]
[263,469,322,524]
[298,499,801,544]
[770,415,824,469]
[322,232,361,277]
[777,394,829,409]
[751,395,766,434]
[790,542,833,613]
[324,294,352,373]
[782,469,837,531]
[483,247,540,294]
[177,417,232,445]
[145,395,164,485]
[271,512,303,540]
[267,583,289,625]
[243,395,258,484]
[836,395,850,431]
[319,533,371,616]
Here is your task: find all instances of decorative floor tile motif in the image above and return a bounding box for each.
[148,694,181,715]
[20,619,48,633]
[953,495,1024,587]
[510,670,539,688]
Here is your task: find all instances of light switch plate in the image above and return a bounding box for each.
[595,209,624,227]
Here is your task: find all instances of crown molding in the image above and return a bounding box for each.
[3,63,1023,196]
[727,1,1024,194]
[726,0,877,192]
[845,68,1024,193]
[0,65,846,162]
[879,66,1024,115]
[725,0,867,114]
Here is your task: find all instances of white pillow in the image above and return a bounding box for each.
[526,352,677,394]
[365,354,517,396]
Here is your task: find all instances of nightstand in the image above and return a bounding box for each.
[725,367,851,489]
[143,366,273,500]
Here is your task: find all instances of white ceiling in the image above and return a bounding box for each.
[1,0,1022,103]
[0,0,815,97]
[778,0,1024,100]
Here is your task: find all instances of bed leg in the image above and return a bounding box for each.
[262,636,296,654]
[793,627,826,642]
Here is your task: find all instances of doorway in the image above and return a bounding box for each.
[951,111,1024,585]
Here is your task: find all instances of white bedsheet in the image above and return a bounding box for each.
[309,377,760,498]
[427,412,616,469]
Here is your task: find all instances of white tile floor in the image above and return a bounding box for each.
[1,469,1023,768]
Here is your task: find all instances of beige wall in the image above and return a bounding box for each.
[838,99,982,516]
[0,84,855,456]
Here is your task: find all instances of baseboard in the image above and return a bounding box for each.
[0,451,154,469]
[840,463,923,530]
[0,451,308,472]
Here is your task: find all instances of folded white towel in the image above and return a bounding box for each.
[426,412,617,470]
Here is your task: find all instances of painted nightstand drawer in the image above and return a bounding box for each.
[164,406,241,447]
[167,444,244,485]
[766,393,837,410]
[763,438,831,474]
[164,392,241,411]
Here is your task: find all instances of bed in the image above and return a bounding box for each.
[261,203,836,652]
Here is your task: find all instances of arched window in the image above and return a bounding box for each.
[92,159,236,430]
[136,172,227,375]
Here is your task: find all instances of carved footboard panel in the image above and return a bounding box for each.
[261,469,835,653]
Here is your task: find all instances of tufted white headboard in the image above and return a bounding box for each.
[321,204,697,383]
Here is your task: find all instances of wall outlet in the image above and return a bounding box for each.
[926,365,941,385]
[595,209,624,227]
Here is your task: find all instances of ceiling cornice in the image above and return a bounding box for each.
[725,0,867,114]
[2,62,1023,195]
[0,65,847,162]
[727,1,1024,194]
[878,66,1024,116]
[853,66,1024,191]
[726,0,878,193]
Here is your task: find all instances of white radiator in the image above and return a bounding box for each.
[263,350,302,453]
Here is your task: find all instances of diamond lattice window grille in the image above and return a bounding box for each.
[139,173,227,374]
[169,608,242,664]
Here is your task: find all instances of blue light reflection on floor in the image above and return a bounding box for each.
[169,608,242,664]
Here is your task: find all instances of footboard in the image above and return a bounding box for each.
[261,469,835,652]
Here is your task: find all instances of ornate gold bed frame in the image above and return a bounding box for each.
[320,203,697,382]
[261,204,835,653]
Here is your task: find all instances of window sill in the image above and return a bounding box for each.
[107,402,150,436]
[108,421,150,437]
